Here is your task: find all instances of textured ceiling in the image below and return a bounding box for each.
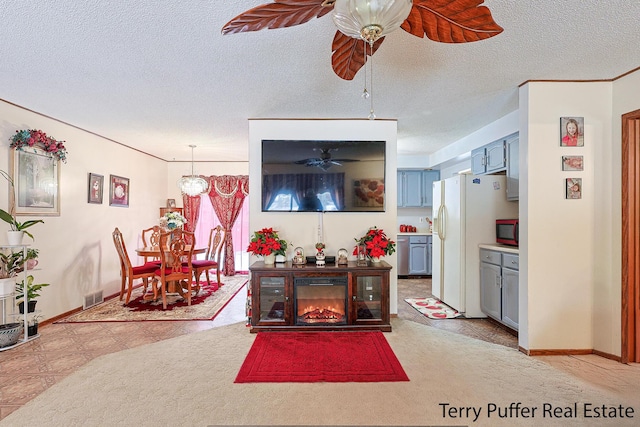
[1,1,639,162]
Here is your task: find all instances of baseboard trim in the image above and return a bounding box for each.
[519,347,621,362]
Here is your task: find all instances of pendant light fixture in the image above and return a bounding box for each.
[332,0,413,119]
[331,0,413,44]
[177,145,209,196]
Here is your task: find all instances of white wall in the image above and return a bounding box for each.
[427,110,519,169]
[0,101,167,320]
[248,119,399,313]
[520,81,613,352]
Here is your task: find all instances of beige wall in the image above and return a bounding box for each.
[248,119,399,313]
[0,101,167,319]
[519,72,640,356]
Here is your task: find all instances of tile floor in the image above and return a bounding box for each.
[1,278,637,421]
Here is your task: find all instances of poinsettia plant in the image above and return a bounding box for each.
[10,129,69,163]
[353,226,396,259]
[247,228,288,256]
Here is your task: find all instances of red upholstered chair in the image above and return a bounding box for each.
[112,227,158,304]
[154,229,195,309]
[191,225,225,290]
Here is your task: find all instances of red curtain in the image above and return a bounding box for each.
[207,175,249,276]
[182,194,201,235]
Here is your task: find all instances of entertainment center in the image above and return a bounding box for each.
[248,260,392,332]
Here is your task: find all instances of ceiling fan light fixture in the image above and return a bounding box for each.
[332,0,413,42]
[178,145,209,196]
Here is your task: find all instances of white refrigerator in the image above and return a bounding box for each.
[432,175,518,317]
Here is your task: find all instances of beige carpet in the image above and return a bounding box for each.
[56,275,247,322]
[1,319,638,427]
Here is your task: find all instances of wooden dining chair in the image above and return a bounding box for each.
[191,225,225,290]
[141,225,162,264]
[112,227,158,304]
[154,229,195,309]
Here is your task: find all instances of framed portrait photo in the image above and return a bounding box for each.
[11,147,60,216]
[109,175,129,207]
[562,155,584,171]
[88,173,104,204]
[566,178,582,199]
[560,117,584,147]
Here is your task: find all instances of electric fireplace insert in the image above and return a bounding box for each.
[294,276,348,326]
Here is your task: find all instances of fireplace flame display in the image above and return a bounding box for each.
[298,299,346,324]
[294,279,348,325]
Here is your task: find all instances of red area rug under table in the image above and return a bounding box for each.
[234,331,409,383]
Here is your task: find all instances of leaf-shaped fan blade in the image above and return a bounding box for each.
[331,31,384,80]
[401,0,503,43]
[222,0,332,35]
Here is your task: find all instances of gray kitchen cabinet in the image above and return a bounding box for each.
[408,235,432,275]
[471,133,519,176]
[421,170,440,207]
[397,169,440,207]
[506,134,519,201]
[479,248,519,330]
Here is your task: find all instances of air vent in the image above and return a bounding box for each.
[83,290,104,310]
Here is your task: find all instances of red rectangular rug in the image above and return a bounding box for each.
[234,331,409,383]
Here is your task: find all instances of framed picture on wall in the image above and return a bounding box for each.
[88,173,104,204]
[562,155,584,171]
[560,117,584,147]
[109,175,129,207]
[566,178,582,199]
[11,147,60,216]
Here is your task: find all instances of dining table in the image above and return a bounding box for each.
[135,245,207,301]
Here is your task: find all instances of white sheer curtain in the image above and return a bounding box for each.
[194,195,250,273]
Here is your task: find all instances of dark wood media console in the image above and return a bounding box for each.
[248,260,392,332]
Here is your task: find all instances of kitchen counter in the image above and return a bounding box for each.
[478,243,519,254]
[397,232,432,236]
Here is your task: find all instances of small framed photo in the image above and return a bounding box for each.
[109,175,129,207]
[166,198,176,208]
[88,173,104,204]
[560,117,584,147]
[566,178,582,199]
[562,155,584,171]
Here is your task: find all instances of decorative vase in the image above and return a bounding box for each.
[263,253,276,265]
[0,277,16,297]
[6,231,24,246]
[26,259,38,270]
[275,254,286,263]
[371,256,381,263]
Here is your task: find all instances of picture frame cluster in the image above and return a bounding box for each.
[87,173,129,207]
[560,117,584,200]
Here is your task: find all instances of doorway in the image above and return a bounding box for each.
[621,109,640,363]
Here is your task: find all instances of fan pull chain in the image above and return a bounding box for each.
[362,39,369,100]
[368,40,376,120]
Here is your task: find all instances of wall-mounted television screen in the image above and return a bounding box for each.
[261,139,386,212]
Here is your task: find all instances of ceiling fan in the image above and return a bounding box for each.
[222,0,503,80]
[294,148,359,170]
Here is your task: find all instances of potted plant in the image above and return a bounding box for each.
[247,228,288,264]
[25,248,39,270]
[353,226,396,263]
[0,250,24,296]
[15,274,50,314]
[27,314,43,337]
[0,169,44,244]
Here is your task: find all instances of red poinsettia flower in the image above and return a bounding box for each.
[247,227,288,256]
[353,226,396,258]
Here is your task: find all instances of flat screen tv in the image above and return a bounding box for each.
[261,139,386,212]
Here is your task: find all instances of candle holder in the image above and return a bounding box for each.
[356,243,368,266]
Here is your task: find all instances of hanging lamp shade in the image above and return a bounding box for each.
[177,145,209,196]
[332,0,413,43]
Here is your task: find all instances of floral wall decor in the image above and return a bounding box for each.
[9,129,69,163]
